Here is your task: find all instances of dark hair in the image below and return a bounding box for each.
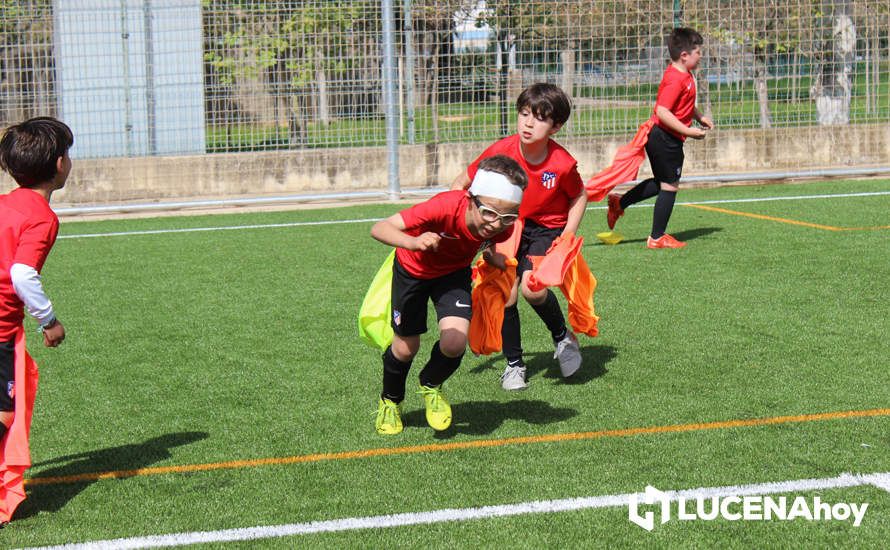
[0,117,74,187]
[477,154,528,191]
[667,27,703,61]
[516,83,571,126]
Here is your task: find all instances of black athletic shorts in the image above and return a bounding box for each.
[390,257,473,337]
[0,339,14,412]
[646,124,685,184]
[516,220,564,278]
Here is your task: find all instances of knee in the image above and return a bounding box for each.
[438,331,467,358]
[391,338,419,362]
[521,284,547,305]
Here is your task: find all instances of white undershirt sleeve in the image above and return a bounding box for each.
[9,263,55,325]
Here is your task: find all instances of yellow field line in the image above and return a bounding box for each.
[684,204,848,230]
[25,407,890,487]
[685,204,890,231]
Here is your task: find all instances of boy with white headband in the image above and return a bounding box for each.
[453,83,587,390]
[371,155,527,435]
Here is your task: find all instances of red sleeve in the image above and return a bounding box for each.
[14,218,57,272]
[399,193,448,231]
[656,77,684,112]
[564,163,584,199]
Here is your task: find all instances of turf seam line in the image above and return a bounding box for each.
[25,407,890,487]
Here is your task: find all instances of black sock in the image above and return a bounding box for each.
[530,290,567,342]
[651,189,677,239]
[620,178,660,210]
[381,346,412,403]
[501,304,523,365]
[418,341,464,388]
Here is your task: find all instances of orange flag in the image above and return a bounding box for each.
[526,233,583,293]
[525,233,599,338]
[0,327,39,523]
[560,252,599,337]
[585,118,656,202]
[468,257,518,355]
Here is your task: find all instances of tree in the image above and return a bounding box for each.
[203,1,379,147]
[811,0,855,125]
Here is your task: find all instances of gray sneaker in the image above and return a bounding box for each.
[554,332,582,377]
[500,364,528,391]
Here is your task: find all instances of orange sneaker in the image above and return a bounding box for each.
[647,234,686,249]
[607,193,624,230]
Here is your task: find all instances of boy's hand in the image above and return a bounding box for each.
[411,232,441,252]
[42,320,65,347]
[699,116,714,130]
[688,127,707,140]
[483,249,509,270]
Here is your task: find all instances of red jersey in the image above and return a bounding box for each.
[395,190,513,280]
[653,64,697,141]
[467,135,583,228]
[0,188,59,340]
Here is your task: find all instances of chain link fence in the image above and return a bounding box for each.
[1,1,888,208]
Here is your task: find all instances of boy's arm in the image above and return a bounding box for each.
[562,189,587,236]
[9,263,66,347]
[371,213,441,251]
[655,105,706,139]
[451,171,472,191]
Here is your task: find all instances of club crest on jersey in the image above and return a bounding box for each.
[541,171,557,189]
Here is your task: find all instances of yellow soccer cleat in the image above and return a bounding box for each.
[375,398,403,435]
[418,384,452,431]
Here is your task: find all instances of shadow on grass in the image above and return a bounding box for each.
[588,226,722,246]
[402,399,577,439]
[469,345,615,385]
[16,431,208,519]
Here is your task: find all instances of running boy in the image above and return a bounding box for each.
[606,27,714,248]
[0,117,72,525]
[452,83,587,391]
[371,155,526,435]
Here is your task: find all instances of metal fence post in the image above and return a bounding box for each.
[381,0,400,200]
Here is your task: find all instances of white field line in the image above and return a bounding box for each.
[57,191,890,240]
[21,472,890,550]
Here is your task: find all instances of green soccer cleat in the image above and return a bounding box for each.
[375,398,403,435]
[418,384,452,431]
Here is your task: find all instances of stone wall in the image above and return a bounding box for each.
[2,125,888,205]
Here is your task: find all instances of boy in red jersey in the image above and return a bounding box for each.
[607,28,714,248]
[452,83,587,391]
[0,117,72,526]
[371,155,527,435]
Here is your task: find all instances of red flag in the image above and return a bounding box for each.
[0,327,38,523]
[585,118,656,202]
[526,233,583,293]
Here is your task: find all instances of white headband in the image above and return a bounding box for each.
[469,169,524,204]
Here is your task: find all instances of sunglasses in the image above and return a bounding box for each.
[472,196,519,225]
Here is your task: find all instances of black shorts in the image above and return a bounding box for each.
[516,220,563,278]
[390,257,472,337]
[646,124,684,184]
[0,339,14,412]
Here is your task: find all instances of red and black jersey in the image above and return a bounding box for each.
[395,190,513,280]
[0,188,59,340]
[467,135,583,229]
[653,64,697,141]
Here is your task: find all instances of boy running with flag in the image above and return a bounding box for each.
[587,27,714,248]
[370,155,526,435]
